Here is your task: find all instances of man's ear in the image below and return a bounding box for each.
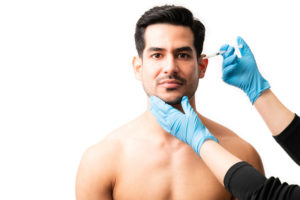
[132,56,142,81]
[198,54,208,78]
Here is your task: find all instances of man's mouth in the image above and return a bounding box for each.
[159,79,183,89]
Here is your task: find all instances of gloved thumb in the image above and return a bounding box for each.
[237,36,252,57]
[181,96,193,115]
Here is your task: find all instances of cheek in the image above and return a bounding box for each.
[186,74,199,88]
[185,64,199,80]
[142,63,161,81]
[141,67,156,90]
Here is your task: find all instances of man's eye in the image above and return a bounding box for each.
[177,53,191,59]
[151,53,162,59]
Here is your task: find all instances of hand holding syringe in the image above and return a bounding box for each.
[203,44,243,59]
[214,36,270,104]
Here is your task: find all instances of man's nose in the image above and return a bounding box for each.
[163,55,179,74]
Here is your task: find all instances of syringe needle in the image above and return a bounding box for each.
[202,50,226,59]
[203,44,243,59]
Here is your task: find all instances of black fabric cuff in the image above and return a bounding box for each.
[224,161,266,199]
[274,114,300,165]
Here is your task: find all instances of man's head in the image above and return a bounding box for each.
[133,5,207,105]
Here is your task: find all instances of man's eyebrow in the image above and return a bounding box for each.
[174,46,193,53]
[147,47,166,52]
[146,46,193,53]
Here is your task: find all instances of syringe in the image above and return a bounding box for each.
[203,44,243,59]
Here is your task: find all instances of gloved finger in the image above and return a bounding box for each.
[150,96,172,114]
[150,96,182,118]
[220,44,229,59]
[237,36,253,57]
[149,105,170,131]
[223,54,238,68]
[220,44,229,52]
[181,96,204,125]
[222,63,239,81]
[149,105,160,118]
[180,96,192,115]
[149,104,166,118]
[222,46,235,58]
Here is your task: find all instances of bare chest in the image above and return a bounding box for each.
[113,140,232,200]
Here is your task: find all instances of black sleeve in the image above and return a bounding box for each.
[274,114,300,165]
[224,161,300,200]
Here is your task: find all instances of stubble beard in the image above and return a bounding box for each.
[143,82,198,106]
[161,90,184,105]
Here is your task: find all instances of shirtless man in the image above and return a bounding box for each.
[76,5,264,200]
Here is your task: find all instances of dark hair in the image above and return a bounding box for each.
[134,5,205,58]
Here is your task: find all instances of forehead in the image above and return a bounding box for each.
[144,23,194,50]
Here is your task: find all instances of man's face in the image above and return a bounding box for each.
[134,24,205,105]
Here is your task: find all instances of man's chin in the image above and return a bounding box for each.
[161,96,183,105]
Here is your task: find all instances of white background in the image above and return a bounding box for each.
[1,0,299,199]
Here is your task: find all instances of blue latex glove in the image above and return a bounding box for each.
[220,36,270,104]
[149,96,218,156]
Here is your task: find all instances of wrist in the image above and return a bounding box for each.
[196,132,219,157]
[247,75,270,104]
[199,139,216,157]
[199,139,242,185]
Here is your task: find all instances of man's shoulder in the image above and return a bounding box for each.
[84,115,142,160]
[200,114,264,173]
[199,114,250,142]
[79,136,122,175]
[76,132,125,198]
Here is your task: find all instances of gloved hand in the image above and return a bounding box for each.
[220,36,270,104]
[149,96,218,156]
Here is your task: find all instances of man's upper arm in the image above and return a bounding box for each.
[225,136,265,175]
[241,141,265,175]
[201,115,265,174]
[76,140,118,200]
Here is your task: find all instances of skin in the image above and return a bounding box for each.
[76,24,264,200]
[253,89,294,136]
[199,89,296,187]
[133,24,202,107]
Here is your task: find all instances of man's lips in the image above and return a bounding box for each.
[158,79,183,89]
